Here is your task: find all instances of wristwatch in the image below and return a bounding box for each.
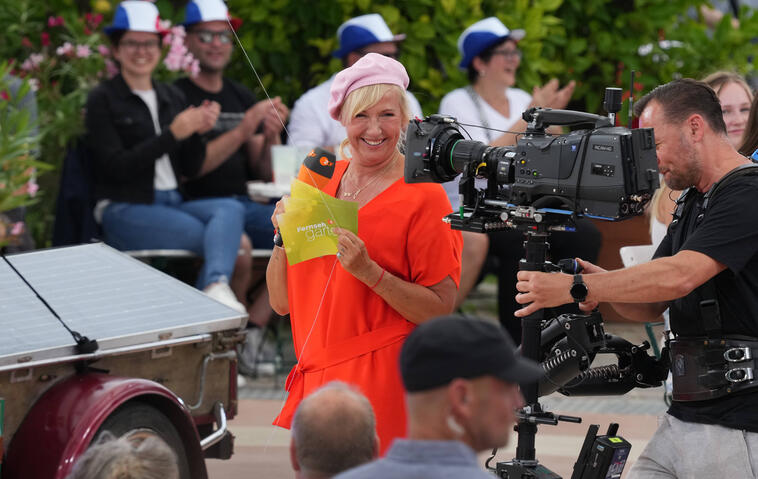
[273,230,283,247]
[570,274,588,303]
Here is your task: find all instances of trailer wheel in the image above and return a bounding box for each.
[95,402,192,479]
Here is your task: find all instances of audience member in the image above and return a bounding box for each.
[703,71,753,148]
[290,381,379,479]
[267,53,461,454]
[287,13,423,151]
[439,17,597,342]
[66,432,179,479]
[176,0,289,373]
[334,315,543,478]
[85,1,245,312]
[739,93,758,157]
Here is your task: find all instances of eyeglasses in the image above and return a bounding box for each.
[119,39,160,51]
[193,30,233,44]
[491,48,522,60]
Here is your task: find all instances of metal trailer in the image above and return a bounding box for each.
[0,243,247,479]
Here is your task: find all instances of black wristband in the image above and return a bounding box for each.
[273,230,283,247]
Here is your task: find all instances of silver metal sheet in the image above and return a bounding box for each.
[1,243,246,368]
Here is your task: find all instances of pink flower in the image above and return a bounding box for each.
[41,32,50,46]
[97,44,109,56]
[27,180,39,197]
[10,222,24,236]
[28,78,40,92]
[188,59,200,77]
[56,42,74,56]
[20,54,43,71]
[0,90,9,101]
[105,59,119,78]
[76,44,91,58]
[47,16,64,27]
[21,37,33,48]
[158,19,172,32]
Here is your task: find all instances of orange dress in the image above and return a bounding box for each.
[274,160,462,454]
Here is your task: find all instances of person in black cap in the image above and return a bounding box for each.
[334,315,543,479]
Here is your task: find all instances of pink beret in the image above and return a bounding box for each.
[328,53,410,121]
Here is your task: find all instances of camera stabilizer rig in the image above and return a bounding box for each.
[404,88,669,478]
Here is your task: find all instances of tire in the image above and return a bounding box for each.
[94,402,192,479]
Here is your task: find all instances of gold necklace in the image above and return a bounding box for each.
[341,156,397,200]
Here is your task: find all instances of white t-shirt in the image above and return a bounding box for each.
[287,75,424,150]
[438,87,532,209]
[132,89,178,191]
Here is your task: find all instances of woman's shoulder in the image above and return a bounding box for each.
[439,88,472,109]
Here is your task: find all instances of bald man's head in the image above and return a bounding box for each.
[291,382,378,478]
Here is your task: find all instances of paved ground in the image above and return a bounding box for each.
[208,282,669,478]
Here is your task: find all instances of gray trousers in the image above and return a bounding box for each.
[628,414,758,478]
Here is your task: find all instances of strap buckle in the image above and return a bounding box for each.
[724,347,752,363]
[725,367,754,383]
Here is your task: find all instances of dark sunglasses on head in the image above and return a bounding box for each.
[193,30,233,44]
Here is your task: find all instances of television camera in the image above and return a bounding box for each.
[404,88,669,478]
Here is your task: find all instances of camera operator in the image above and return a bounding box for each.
[514,78,758,478]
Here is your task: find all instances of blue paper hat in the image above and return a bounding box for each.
[333,13,406,59]
[458,17,525,70]
[183,0,241,30]
[104,1,163,36]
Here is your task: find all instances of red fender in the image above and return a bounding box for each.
[4,373,207,479]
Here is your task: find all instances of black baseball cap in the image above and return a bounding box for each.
[400,315,544,392]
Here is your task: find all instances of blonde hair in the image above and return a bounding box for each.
[702,71,754,101]
[337,83,410,159]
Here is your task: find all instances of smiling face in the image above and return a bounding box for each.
[185,21,233,73]
[112,31,161,80]
[475,39,521,88]
[717,81,752,148]
[344,88,406,166]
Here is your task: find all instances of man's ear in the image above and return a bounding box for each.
[372,434,381,459]
[448,378,474,416]
[688,113,706,142]
[289,437,301,472]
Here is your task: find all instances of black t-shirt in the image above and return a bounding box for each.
[174,77,258,197]
[654,175,758,431]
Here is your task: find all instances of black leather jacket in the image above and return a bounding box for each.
[84,74,205,203]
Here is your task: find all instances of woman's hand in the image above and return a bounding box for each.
[531,79,576,110]
[169,100,220,140]
[271,195,288,230]
[334,227,382,285]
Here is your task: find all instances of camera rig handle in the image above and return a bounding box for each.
[523,107,613,132]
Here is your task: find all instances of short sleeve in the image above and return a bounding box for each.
[680,177,758,273]
[406,184,462,287]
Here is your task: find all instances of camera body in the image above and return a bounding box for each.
[404,108,659,230]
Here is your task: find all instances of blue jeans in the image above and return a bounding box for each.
[102,189,245,289]
[234,196,276,249]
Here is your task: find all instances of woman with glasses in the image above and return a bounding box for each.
[439,17,600,344]
[84,1,246,311]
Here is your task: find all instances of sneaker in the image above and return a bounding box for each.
[204,282,246,314]
[237,327,264,377]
